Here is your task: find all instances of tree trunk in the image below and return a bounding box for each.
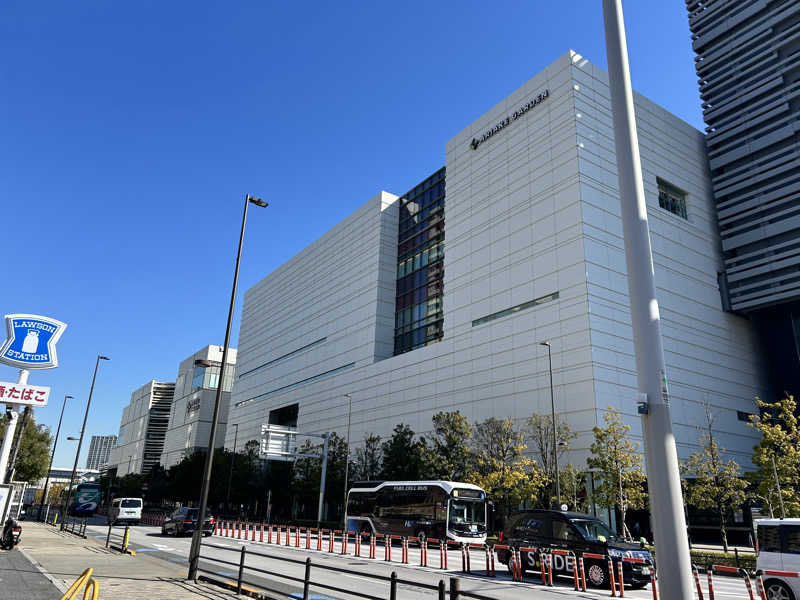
[718,505,729,553]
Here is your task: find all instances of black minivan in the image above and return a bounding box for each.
[496,510,653,589]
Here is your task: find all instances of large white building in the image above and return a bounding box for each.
[225,51,768,469]
[161,345,237,468]
[108,380,175,476]
[85,435,117,470]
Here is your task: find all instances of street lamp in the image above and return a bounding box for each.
[342,394,352,525]
[539,341,560,508]
[226,423,239,515]
[38,395,72,520]
[188,194,267,581]
[62,355,109,530]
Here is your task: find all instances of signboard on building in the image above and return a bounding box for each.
[0,314,67,369]
[0,382,50,407]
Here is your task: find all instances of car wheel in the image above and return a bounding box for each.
[765,580,795,600]
[586,561,607,588]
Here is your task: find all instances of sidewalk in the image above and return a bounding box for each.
[18,521,244,599]
[0,545,61,600]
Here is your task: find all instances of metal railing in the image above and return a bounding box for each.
[61,517,88,538]
[196,541,497,600]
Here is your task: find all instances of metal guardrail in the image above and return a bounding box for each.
[197,541,498,600]
[61,517,88,538]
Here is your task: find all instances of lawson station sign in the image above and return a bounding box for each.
[0,314,67,370]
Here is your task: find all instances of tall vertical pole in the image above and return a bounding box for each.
[0,370,29,483]
[63,355,109,530]
[543,343,560,507]
[602,1,693,597]
[342,394,352,525]
[226,423,239,515]
[317,433,329,530]
[37,395,72,519]
[188,194,267,581]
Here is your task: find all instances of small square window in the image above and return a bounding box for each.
[657,178,688,219]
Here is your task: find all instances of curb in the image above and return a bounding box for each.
[19,547,69,594]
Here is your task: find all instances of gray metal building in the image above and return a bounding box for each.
[85,435,117,470]
[687,0,800,396]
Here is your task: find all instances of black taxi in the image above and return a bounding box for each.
[497,509,653,589]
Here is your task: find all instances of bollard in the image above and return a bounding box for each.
[692,565,705,600]
[650,565,658,600]
[224,520,229,537]
[277,525,282,546]
[617,559,625,597]
[237,521,242,540]
[390,572,398,600]
[237,546,246,595]
[385,534,391,561]
[268,524,273,544]
[306,528,311,550]
[438,579,446,600]
[488,545,495,577]
[578,555,587,591]
[440,540,447,569]
[369,533,376,559]
[122,525,130,553]
[287,526,292,547]
[316,528,322,551]
[421,539,427,567]
[539,549,548,585]
[252,522,257,542]
[755,574,767,600]
[355,532,361,557]
[449,577,459,600]
[402,537,409,564]
[260,523,265,543]
[608,556,618,597]
[460,544,468,573]
[707,565,715,600]
[341,530,348,555]
[105,522,112,548]
[483,546,492,577]
[295,527,300,548]
[329,530,335,553]
[739,568,756,600]
[303,557,311,600]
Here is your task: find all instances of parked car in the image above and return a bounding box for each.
[109,498,143,525]
[496,509,653,589]
[161,507,215,537]
[756,518,800,600]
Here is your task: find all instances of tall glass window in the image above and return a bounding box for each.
[394,167,446,355]
[192,365,235,392]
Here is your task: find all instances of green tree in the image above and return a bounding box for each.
[380,424,426,480]
[1,418,52,483]
[683,399,747,552]
[291,432,348,521]
[747,396,800,517]
[467,417,545,521]
[420,411,473,480]
[560,464,587,513]
[588,407,647,540]
[353,434,382,481]
[526,412,577,506]
[144,465,170,506]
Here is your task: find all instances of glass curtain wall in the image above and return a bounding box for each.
[394,167,446,355]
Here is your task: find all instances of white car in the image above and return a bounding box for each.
[109,497,143,525]
[756,518,800,600]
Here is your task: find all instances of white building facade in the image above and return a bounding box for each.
[226,51,768,469]
[85,435,117,470]
[160,345,236,469]
[107,380,175,476]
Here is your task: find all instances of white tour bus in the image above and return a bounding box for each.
[346,480,488,544]
[109,497,143,525]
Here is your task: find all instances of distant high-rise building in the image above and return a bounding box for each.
[107,381,175,475]
[160,345,236,469]
[687,0,800,396]
[85,435,117,470]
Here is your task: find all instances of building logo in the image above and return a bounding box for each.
[470,89,549,150]
[0,314,67,369]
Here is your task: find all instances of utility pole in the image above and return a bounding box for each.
[602,0,693,597]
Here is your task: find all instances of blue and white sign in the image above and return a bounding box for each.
[0,314,67,370]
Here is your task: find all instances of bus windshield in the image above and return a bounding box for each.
[448,498,485,525]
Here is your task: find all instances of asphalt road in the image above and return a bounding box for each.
[82,518,750,600]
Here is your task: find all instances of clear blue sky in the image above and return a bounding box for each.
[0,1,701,469]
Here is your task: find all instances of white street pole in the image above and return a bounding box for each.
[602,1,693,597]
[0,369,29,483]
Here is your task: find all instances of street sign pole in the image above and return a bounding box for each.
[602,1,693,597]
[0,369,28,484]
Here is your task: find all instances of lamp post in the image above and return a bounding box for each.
[62,355,109,530]
[540,341,560,508]
[37,394,72,520]
[226,423,239,515]
[188,194,268,581]
[342,394,352,525]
